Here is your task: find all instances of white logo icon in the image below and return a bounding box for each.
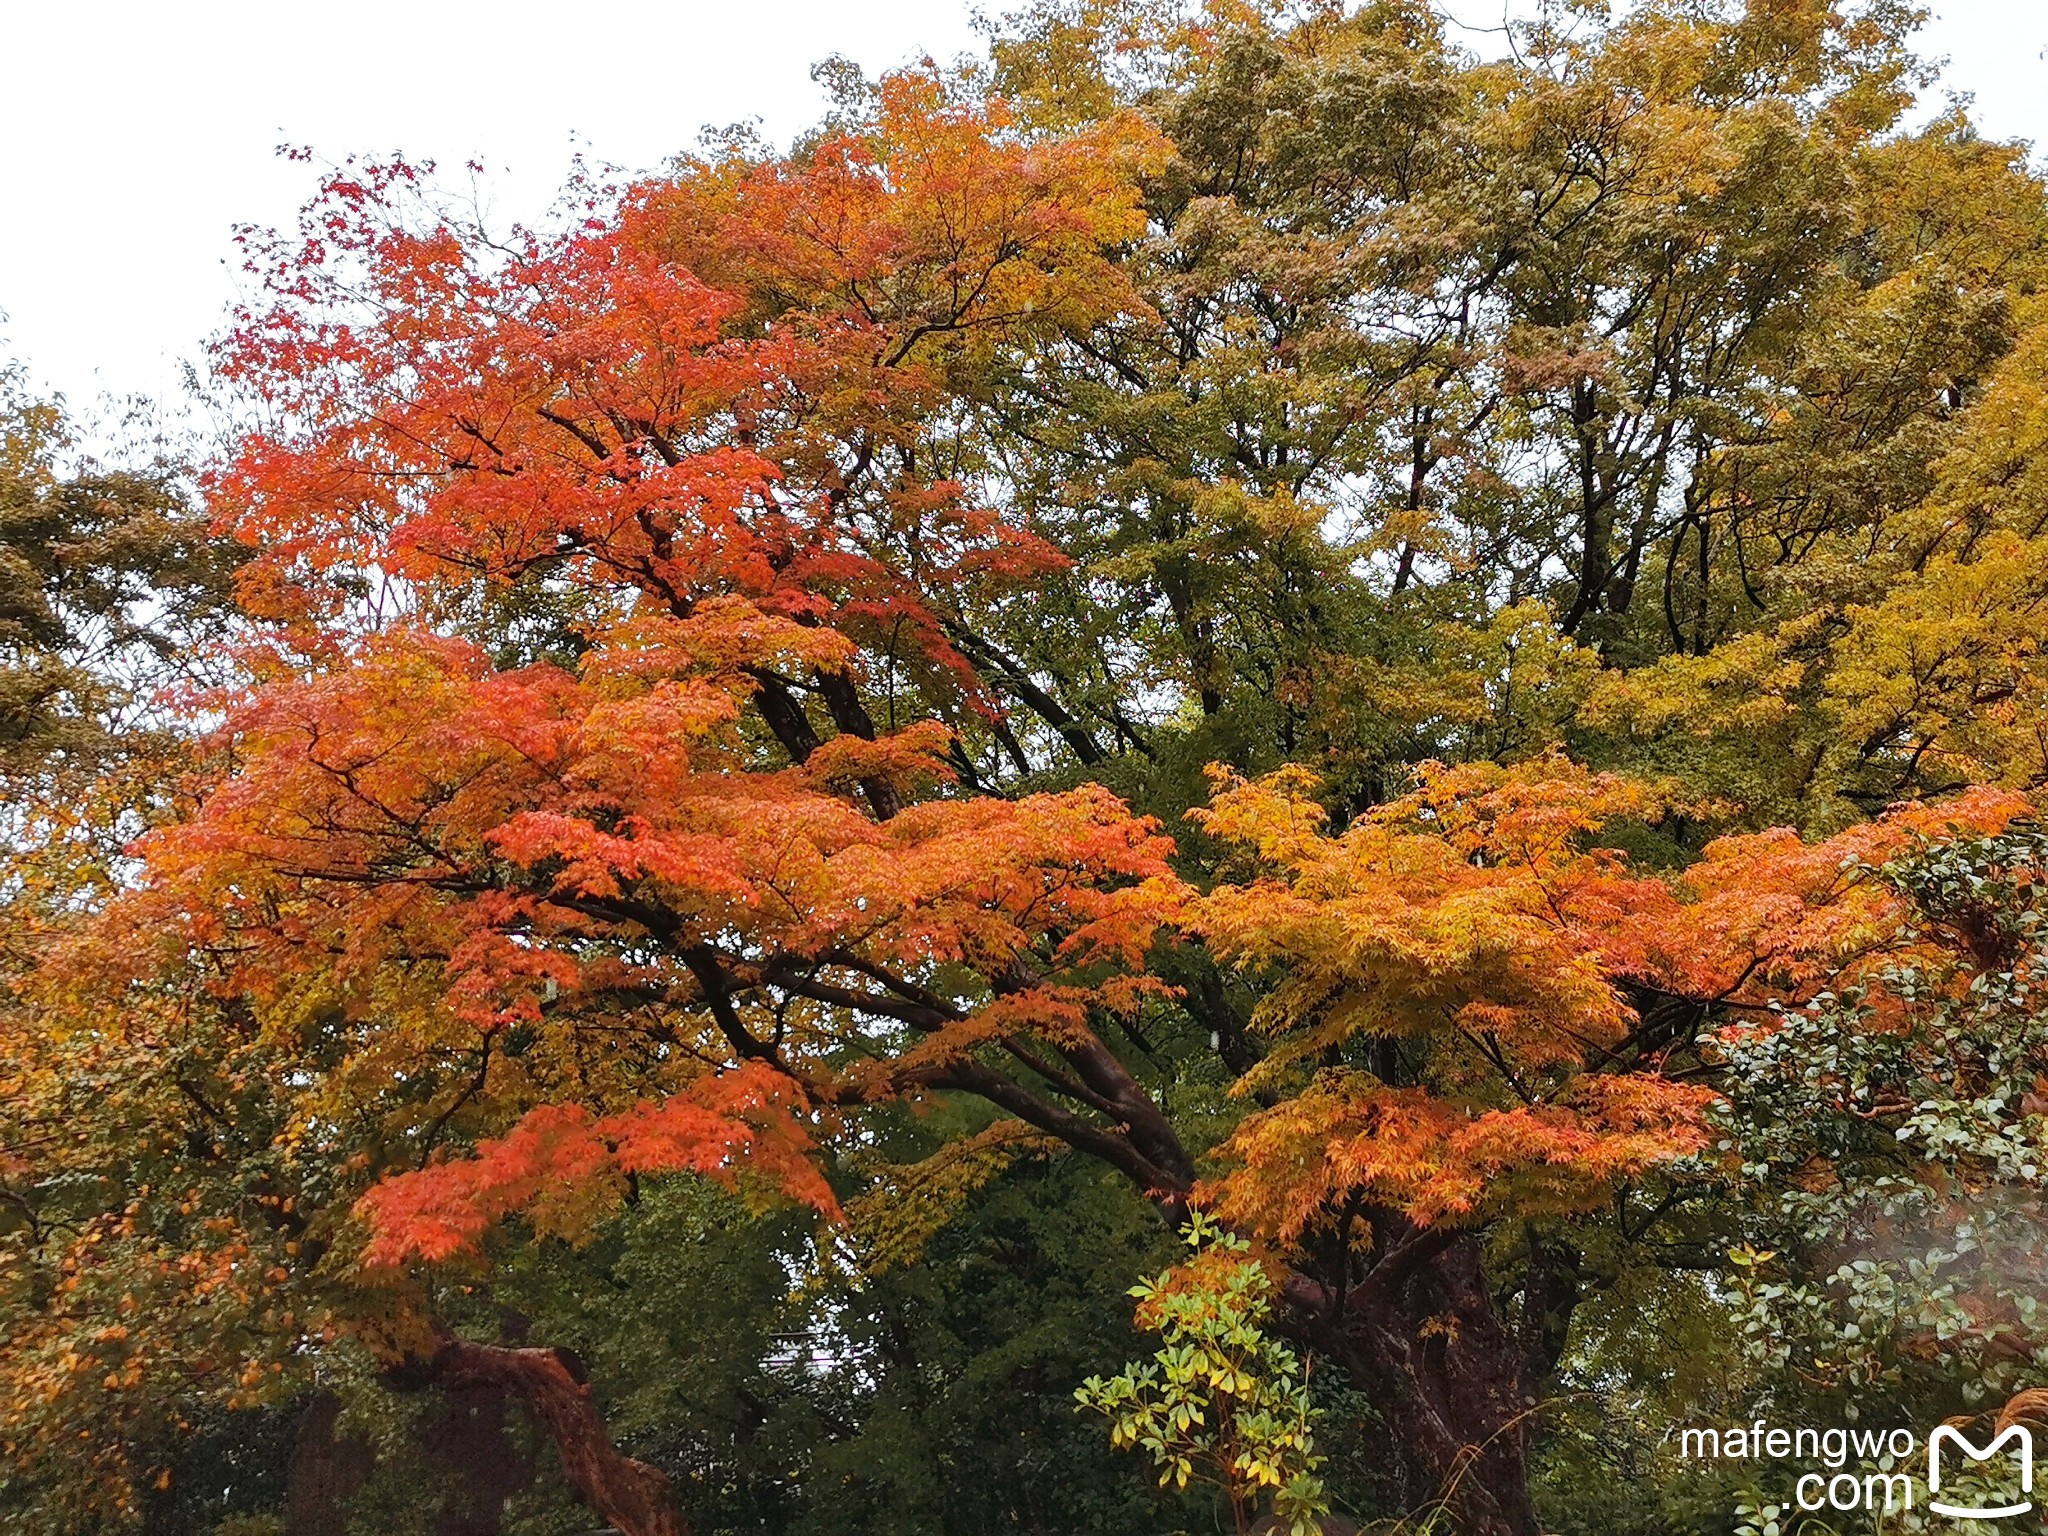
[1929,1424,2033,1519]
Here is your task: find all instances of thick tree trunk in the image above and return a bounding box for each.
[1305,1232,1538,1536]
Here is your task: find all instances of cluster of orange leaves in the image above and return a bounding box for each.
[1187,758,2030,1238]
[356,1061,834,1265]
[97,598,1179,1265]
[213,71,1160,694]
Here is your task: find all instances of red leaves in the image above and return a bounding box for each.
[208,76,1159,734]
[357,1063,836,1266]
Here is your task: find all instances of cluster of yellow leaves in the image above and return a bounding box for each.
[645,65,1168,449]
[1189,759,1664,1078]
[1587,304,2048,822]
[1077,1215,1330,1535]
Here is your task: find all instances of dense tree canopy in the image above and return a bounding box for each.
[5,3,2048,1534]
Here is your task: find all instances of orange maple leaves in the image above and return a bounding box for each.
[651,71,1163,318]
[114,591,1179,1264]
[1187,757,2031,1241]
[120,649,2032,1268]
[1209,1075,1712,1237]
[357,1062,834,1265]
[210,69,1160,720]
[134,600,1179,1015]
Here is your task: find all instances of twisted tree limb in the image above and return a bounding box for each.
[422,1331,685,1536]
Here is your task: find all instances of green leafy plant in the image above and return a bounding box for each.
[1078,1212,1331,1535]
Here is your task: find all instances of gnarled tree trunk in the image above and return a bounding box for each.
[1290,1229,1538,1536]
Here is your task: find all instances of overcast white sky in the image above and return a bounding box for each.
[2,0,2042,443]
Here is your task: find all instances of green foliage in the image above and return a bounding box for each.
[1714,825,2048,1412]
[1078,1213,1330,1536]
[0,364,237,781]
[485,1137,1188,1536]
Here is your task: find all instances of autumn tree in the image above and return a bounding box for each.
[5,4,2048,1535]
[6,95,1191,1536]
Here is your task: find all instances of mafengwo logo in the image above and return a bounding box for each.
[1928,1424,2032,1520]
[1678,1419,2034,1519]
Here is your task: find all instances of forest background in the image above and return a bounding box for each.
[7,2,2048,1534]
